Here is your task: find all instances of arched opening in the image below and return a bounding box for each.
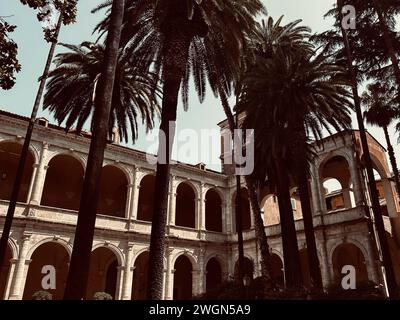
[320,156,353,211]
[97,165,128,217]
[41,154,84,211]
[131,251,149,300]
[86,247,118,300]
[23,242,69,300]
[299,248,312,289]
[173,255,193,300]
[206,258,222,292]
[175,182,196,228]
[0,243,12,299]
[261,194,280,226]
[0,141,34,202]
[270,254,284,286]
[205,189,222,232]
[332,243,369,283]
[137,175,155,222]
[232,188,251,232]
[234,257,254,281]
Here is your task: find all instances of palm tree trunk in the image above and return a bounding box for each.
[219,88,272,282]
[383,125,400,247]
[383,126,400,198]
[372,0,400,93]
[275,159,302,289]
[147,30,192,300]
[63,0,125,300]
[0,15,62,284]
[338,0,398,299]
[291,130,323,290]
[245,175,273,282]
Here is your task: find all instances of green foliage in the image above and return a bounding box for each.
[93,292,113,300]
[43,42,161,143]
[0,19,21,90]
[20,0,77,42]
[32,290,53,300]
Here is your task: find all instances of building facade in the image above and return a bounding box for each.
[0,110,400,300]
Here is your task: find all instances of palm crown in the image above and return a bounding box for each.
[43,42,161,142]
[362,82,398,129]
[93,0,266,110]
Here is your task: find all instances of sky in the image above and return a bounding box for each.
[0,0,398,172]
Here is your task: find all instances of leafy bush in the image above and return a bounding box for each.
[93,292,113,300]
[32,290,52,300]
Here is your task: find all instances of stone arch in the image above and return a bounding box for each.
[175,181,196,228]
[131,250,149,300]
[261,193,280,226]
[137,174,156,222]
[234,256,255,281]
[23,241,70,300]
[320,155,353,211]
[26,237,72,261]
[173,254,194,300]
[330,241,369,284]
[232,188,251,231]
[91,243,124,267]
[270,252,285,286]
[45,149,86,169]
[86,246,120,300]
[171,250,198,268]
[41,153,85,211]
[97,165,128,218]
[205,188,222,232]
[205,257,223,292]
[0,140,36,202]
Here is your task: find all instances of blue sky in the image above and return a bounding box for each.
[0,0,398,172]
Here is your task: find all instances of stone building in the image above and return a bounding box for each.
[0,110,400,300]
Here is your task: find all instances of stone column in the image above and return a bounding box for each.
[121,244,134,300]
[349,156,364,207]
[2,259,17,300]
[28,142,49,205]
[196,247,206,295]
[127,168,140,220]
[164,249,174,300]
[115,266,125,300]
[197,184,206,231]
[310,163,323,215]
[8,234,31,300]
[168,177,177,226]
[221,201,227,233]
[342,188,353,209]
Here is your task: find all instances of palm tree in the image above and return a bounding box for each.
[63,0,125,300]
[362,83,400,198]
[371,0,400,94]
[337,0,399,299]
[0,0,78,286]
[218,16,316,286]
[239,43,354,290]
[43,42,160,142]
[93,0,265,299]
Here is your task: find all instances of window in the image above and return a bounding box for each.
[291,198,297,211]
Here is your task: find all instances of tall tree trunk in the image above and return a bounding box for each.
[383,126,400,198]
[245,175,273,282]
[0,15,62,283]
[219,88,272,282]
[372,0,400,93]
[147,29,192,300]
[63,0,125,300]
[291,128,323,290]
[338,0,398,299]
[275,159,302,289]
